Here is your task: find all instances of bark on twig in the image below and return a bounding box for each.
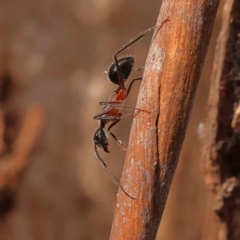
[202,1,240,239]
[110,0,220,239]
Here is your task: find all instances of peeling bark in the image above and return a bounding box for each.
[202,0,240,239]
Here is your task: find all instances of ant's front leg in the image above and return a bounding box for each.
[126,78,142,97]
[132,67,144,72]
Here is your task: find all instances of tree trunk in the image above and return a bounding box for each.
[202,0,240,239]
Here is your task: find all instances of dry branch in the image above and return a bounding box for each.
[110,0,220,239]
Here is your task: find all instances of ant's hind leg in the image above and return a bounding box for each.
[99,102,138,111]
[99,102,150,115]
[107,120,127,151]
[94,144,136,199]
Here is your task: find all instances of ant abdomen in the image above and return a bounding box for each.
[107,56,135,85]
[93,128,109,153]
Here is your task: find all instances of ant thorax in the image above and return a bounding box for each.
[112,88,127,102]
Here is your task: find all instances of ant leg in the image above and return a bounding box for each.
[94,144,135,199]
[123,113,135,118]
[113,18,170,91]
[132,66,144,72]
[94,114,121,122]
[99,102,139,110]
[106,113,139,151]
[99,101,121,105]
[99,77,142,108]
[126,78,142,97]
[99,102,150,114]
[94,108,121,121]
[107,119,127,150]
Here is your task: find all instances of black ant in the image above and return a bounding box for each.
[93,18,169,198]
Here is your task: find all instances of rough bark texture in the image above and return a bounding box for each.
[202,0,240,239]
[110,0,220,239]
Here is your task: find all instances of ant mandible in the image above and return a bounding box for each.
[93,18,169,198]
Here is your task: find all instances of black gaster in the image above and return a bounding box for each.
[108,56,135,85]
[93,128,109,153]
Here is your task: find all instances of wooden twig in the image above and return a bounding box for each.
[202,0,240,239]
[110,0,220,239]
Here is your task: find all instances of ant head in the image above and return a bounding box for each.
[105,56,135,86]
[93,128,109,153]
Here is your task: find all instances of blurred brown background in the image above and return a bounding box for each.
[0,0,224,239]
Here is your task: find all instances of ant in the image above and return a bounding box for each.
[93,18,169,198]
